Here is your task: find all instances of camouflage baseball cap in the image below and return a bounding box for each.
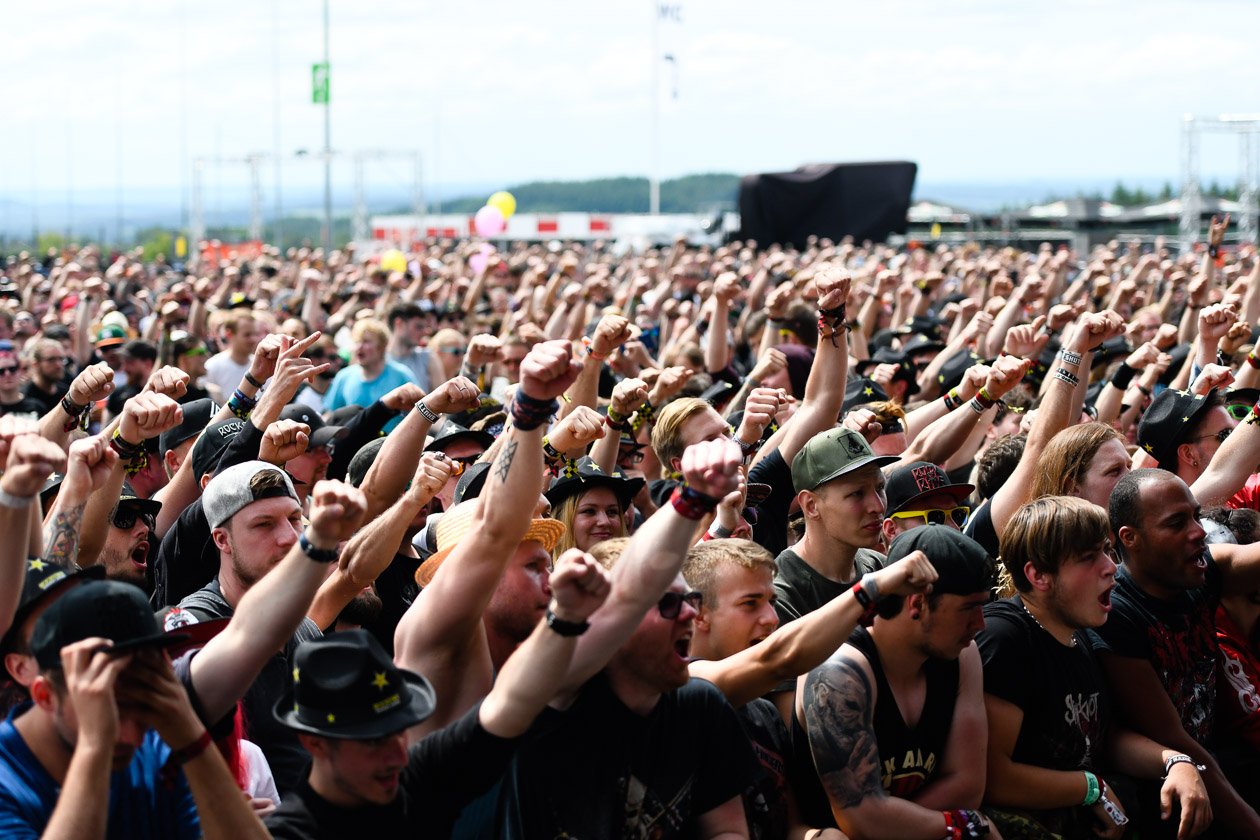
[791,427,900,493]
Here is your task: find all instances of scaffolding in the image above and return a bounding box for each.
[1180,114,1260,249]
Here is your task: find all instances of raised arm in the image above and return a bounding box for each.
[189,480,367,723]
[37,362,114,450]
[478,550,611,738]
[558,313,630,418]
[41,435,116,569]
[393,340,579,727]
[0,430,66,639]
[558,438,742,697]
[690,550,936,707]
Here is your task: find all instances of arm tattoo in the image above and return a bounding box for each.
[42,501,86,570]
[494,439,518,483]
[803,656,885,810]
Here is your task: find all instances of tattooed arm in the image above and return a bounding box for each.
[41,434,117,569]
[394,339,579,742]
[802,652,965,840]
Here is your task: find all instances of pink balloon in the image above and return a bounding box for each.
[474,205,506,237]
[470,252,489,275]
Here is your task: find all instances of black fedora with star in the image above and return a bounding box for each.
[274,629,437,740]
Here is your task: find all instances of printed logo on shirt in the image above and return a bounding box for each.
[1222,655,1260,714]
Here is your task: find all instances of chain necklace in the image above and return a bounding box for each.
[1021,599,1077,648]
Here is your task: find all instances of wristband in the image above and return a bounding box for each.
[109,430,148,477]
[243,372,264,389]
[168,729,213,765]
[60,395,90,433]
[541,438,578,477]
[0,489,36,509]
[1059,348,1084,368]
[510,391,558,432]
[1054,366,1080,388]
[943,388,963,412]
[967,397,988,414]
[942,809,989,839]
[1248,352,1260,370]
[1110,362,1137,389]
[1163,754,1207,778]
[735,436,760,460]
[1098,788,1129,827]
[299,531,340,564]
[707,521,733,538]
[414,399,439,423]
[228,389,256,420]
[581,336,609,361]
[973,388,997,410]
[1209,244,1220,259]
[545,608,590,637]
[670,485,719,520]
[1082,770,1101,806]
[850,579,875,610]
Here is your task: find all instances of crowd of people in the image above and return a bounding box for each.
[0,218,1258,838]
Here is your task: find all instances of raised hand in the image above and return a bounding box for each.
[0,433,68,497]
[61,434,119,498]
[0,416,41,471]
[1190,363,1234,396]
[548,548,613,624]
[1003,315,1049,358]
[610,378,649,418]
[247,333,287,384]
[142,365,190,402]
[648,365,694,405]
[814,266,852,311]
[118,392,184,444]
[590,313,632,359]
[1198,302,1238,345]
[518,340,582,402]
[420,376,482,415]
[872,548,938,597]
[379,382,427,413]
[548,405,606,455]
[841,407,883,444]
[984,355,1034,398]
[749,347,788,386]
[308,479,368,551]
[409,452,458,503]
[736,387,784,445]
[66,362,115,406]
[259,419,311,465]
[1067,310,1126,354]
[679,438,743,500]
[466,335,504,368]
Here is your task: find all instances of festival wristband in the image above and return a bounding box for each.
[669,485,719,520]
[414,399,439,423]
[1082,770,1101,806]
[169,729,213,765]
[0,489,36,509]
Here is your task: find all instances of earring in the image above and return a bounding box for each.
[910,608,921,620]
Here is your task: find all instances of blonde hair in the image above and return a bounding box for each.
[552,490,628,556]
[589,537,631,570]
[682,540,776,609]
[1031,422,1122,500]
[651,397,715,477]
[999,495,1111,594]
[350,318,390,347]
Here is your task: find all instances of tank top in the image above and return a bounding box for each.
[789,626,961,827]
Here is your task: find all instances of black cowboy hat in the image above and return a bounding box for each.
[545,457,644,509]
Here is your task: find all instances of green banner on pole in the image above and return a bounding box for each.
[311,62,330,104]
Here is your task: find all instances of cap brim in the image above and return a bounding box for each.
[164,618,230,658]
[103,632,190,659]
[425,430,494,452]
[889,483,975,515]
[2,565,106,651]
[309,425,348,449]
[808,454,902,489]
[416,518,566,587]
[96,339,126,349]
[273,670,436,739]
[118,497,163,517]
[746,482,773,506]
[545,474,645,508]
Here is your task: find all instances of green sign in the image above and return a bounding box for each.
[312,62,329,104]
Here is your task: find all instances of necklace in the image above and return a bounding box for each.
[1021,599,1077,648]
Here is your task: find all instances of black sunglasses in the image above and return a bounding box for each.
[112,508,155,532]
[657,590,702,619]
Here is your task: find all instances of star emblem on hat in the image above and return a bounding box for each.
[864,387,874,396]
[28,559,45,572]
[293,667,300,683]
[1183,416,1190,422]
[1144,443,1153,453]
[326,713,336,724]
[372,671,389,690]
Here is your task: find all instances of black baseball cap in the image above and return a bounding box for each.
[190,418,246,481]
[885,462,974,516]
[1,561,105,653]
[117,481,162,520]
[885,525,996,597]
[843,378,890,413]
[280,404,348,449]
[159,397,219,457]
[346,438,386,489]
[30,580,188,669]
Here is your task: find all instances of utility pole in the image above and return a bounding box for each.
[321,0,332,255]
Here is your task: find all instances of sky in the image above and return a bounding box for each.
[2,0,1258,225]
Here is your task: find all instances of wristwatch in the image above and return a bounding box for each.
[299,531,339,564]
[545,608,590,637]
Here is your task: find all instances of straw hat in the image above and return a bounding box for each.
[414,500,566,587]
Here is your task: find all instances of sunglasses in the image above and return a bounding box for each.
[112,508,155,532]
[438,347,466,356]
[1193,428,1232,445]
[657,590,702,619]
[181,346,208,358]
[0,365,18,375]
[889,506,970,527]
[1225,404,1253,421]
[618,450,645,465]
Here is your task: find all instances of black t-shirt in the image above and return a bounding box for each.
[977,598,1110,771]
[0,396,45,419]
[738,698,792,840]
[1086,556,1223,746]
[364,552,422,657]
[177,578,322,794]
[963,499,1000,558]
[265,703,516,840]
[750,448,794,558]
[22,377,69,416]
[772,547,885,625]
[107,384,142,418]
[497,674,757,839]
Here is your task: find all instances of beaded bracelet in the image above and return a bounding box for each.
[670,485,720,520]
[510,391,558,432]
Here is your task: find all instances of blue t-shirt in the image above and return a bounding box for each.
[0,705,200,840]
[325,361,416,432]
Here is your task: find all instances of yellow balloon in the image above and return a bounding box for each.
[380,249,407,273]
[488,191,517,219]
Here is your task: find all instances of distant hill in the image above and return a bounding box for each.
[435,173,740,215]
